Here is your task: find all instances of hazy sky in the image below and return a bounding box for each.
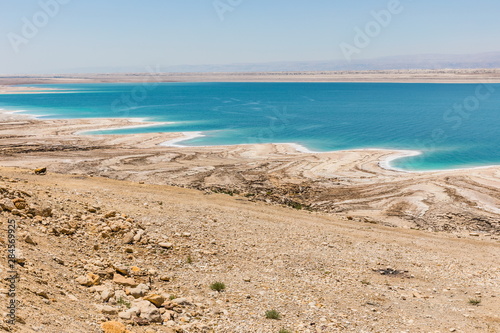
[1,0,499,74]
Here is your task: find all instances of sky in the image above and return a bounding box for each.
[1,0,499,74]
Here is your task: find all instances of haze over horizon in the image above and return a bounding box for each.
[2,0,500,74]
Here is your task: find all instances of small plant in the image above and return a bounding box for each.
[117,297,131,308]
[186,255,193,264]
[265,309,281,320]
[361,279,371,285]
[279,329,291,333]
[169,294,177,300]
[468,298,481,306]
[210,281,226,292]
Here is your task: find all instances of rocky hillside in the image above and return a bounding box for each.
[0,167,499,332]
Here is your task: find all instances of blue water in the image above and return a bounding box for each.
[0,83,499,171]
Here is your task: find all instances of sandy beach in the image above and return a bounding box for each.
[0,75,499,332]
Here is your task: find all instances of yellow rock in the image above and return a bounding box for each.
[113,273,138,287]
[130,266,141,273]
[144,294,166,307]
[101,321,132,333]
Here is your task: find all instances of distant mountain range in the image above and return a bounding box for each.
[65,52,500,73]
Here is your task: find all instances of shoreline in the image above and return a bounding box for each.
[1,106,499,173]
[1,106,499,226]
[2,69,500,85]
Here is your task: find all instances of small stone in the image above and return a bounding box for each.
[76,273,100,287]
[100,305,119,315]
[101,321,131,333]
[123,231,135,244]
[101,289,115,302]
[124,247,134,253]
[104,211,117,218]
[159,242,173,249]
[35,291,49,299]
[127,283,149,298]
[24,234,37,245]
[118,307,139,320]
[243,277,251,282]
[113,273,138,287]
[113,264,130,276]
[144,294,166,307]
[159,275,172,282]
[13,198,27,210]
[171,297,191,306]
[34,167,47,175]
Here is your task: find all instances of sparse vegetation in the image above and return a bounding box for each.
[210,281,226,292]
[265,310,281,320]
[468,298,481,306]
[186,255,193,264]
[279,329,291,333]
[169,294,177,300]
[117,297,131,308]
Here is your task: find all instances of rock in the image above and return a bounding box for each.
[99,305,119,315]
[0,199,15,211]
[133,300,162,323]
[36,207,53,217]
[34,167,47,175]
[101,321,131,333]
[159,242,173,249]
[76,273,100,287]
[118,307,139,320]
[35,290,49,299]
[144,294,165,307]
[133,229,145,242]
[113,265,130,276]
[104,211,117,218]
[101,289,115,302]
[89,285,108,293]
[24,234,37,245]
[127,283,149,298]
[122,231,135,244]
[113,273,138,287]
[13,198,27,210]
[53,257,64,265]
[171,297,191,306]
[159,275,172,282]
[14,249,27,265]
[162,310,175,322]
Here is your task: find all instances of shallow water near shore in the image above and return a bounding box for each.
[0,82,499,171]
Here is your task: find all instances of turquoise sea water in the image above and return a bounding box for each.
[0,83,499,171]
